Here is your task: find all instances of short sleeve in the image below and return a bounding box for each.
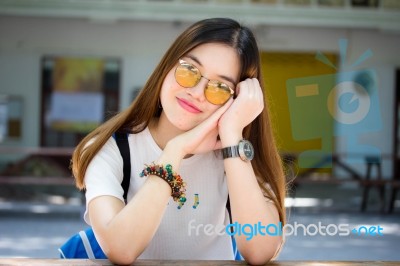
[83,137,124,224]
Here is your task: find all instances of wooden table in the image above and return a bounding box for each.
[0,259,399,266]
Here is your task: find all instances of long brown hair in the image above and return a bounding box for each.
[71,18,286,224]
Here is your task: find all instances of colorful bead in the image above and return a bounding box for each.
[140,162,186,209]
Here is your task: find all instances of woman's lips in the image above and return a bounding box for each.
[177,98,201,113]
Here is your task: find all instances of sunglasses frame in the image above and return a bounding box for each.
[175,59,235,105]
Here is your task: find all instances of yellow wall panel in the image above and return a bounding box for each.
[261,52,337,167]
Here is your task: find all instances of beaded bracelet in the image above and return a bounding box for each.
[139,163,187,209]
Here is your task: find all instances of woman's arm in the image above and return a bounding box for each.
[219,78,283,265]
[222,142,282,265]
[88,144,182,265]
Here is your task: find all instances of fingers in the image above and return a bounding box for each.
[252,78,264,107]
[219,78,264,136]
[177,98,233,155]
[213,97,234,118]
[234,78,264,114]
[192,98,233,133]
[238,78,263,102]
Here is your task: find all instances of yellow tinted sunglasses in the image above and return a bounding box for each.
[174,59,235,105]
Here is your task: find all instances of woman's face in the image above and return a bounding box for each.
[160,42,240,131]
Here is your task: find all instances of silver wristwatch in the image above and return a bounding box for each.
[221,139,254,162]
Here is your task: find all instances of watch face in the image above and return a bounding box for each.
[239,140,254,161]
[243,143,254,160]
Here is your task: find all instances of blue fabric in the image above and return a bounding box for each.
[59,227,107,259]
[60,227,240,260]
[231,236,242,260]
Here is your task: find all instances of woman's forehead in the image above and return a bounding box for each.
[184,43,241,82]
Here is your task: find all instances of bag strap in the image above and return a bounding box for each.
[78,230,95,259]
[113,132,131,203]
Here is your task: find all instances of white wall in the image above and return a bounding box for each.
[334,30,399,178]
[0,15,399,178]
[0,53,40,147]
[0,16,189,147]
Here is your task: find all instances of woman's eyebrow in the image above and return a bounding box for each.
[186,54,237,86]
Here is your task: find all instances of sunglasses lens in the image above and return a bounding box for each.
[205,81,233,105]
[175,63,201,88]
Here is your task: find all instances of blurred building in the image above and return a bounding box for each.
[0,0,399,211]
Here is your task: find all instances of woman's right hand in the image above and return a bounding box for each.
[163,98,233,162]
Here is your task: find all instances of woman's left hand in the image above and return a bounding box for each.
[218,78,264,139]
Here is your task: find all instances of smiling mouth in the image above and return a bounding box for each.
[177,98,201,113]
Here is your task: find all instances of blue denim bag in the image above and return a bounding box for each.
[59,227,106,259]
[59,227,241,260]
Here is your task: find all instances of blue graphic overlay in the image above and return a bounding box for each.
[286,39,382,168]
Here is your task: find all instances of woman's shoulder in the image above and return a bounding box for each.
[85,135,123,168]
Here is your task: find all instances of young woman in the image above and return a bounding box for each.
[72,18,286,265]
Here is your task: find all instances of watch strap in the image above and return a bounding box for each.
[222,145,239,159]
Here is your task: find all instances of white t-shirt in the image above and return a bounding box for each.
[84,127,233,260]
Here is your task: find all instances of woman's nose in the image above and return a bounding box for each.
[186,77,208,102]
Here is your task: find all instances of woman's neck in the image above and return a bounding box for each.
[148,112,184,150]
